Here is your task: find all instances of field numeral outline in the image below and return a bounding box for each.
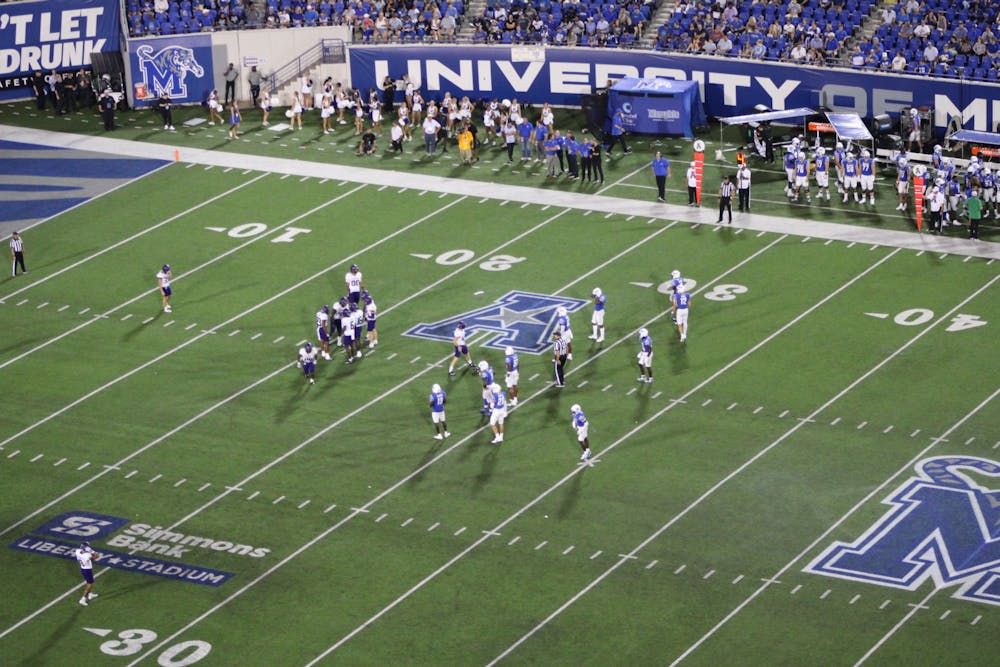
[98,628,211,666]
[892,308,988,332]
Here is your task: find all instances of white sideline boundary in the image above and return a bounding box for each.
[1,125,997,260]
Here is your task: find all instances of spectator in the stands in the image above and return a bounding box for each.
[749,38,767,60]
[953,21,969,44]
[787,0,802,18]
[789,41,807,62]
[881,5,896,26]
[892,51,907,72]
[914,21,931,40]
[924,41,939,64]
[717,31,733,55]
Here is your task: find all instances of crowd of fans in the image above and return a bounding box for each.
[851,0,1000,79]
[466,0,655,47]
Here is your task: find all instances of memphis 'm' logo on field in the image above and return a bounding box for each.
[404,291,588,355]
[135,43,205,98]
[805,456,1000,606]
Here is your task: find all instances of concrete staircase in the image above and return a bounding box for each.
[640,0,675,50]
[457,0,487,42]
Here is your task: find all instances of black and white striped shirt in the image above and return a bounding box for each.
[10,236,23,253]
[719,182,735,199]
[553,337,568,357]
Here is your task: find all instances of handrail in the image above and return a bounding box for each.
[264,38,346,95]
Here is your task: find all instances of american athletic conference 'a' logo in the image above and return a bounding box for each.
[136,44,205,98]
[806,456,1000,606]
[404,291,588,355]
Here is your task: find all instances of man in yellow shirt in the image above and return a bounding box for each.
[458,124,474,165]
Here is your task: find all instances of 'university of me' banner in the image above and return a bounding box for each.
[0,0,120,101]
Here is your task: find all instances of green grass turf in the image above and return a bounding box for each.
[3,99,996,242]
[0,140,998,665]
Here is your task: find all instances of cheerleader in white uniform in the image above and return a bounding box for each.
[301,76,314,110]
[207,89,224,125]
[259,86,271,126]
[290,91,303,130]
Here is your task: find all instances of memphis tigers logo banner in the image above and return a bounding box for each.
[128,34,212,108]
[805,456,1000,606]
[405,291,588,355]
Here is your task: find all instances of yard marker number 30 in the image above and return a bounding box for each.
[99,628,211,666]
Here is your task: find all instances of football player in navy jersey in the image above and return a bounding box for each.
[859,149,876,205]
[589,287,606,342]
[478,360,495,414]
[668,269,684,322]
[896,157,911,211]
[570,404,591,461]
[813,147,830,201]
[555,306,573,359]
[447,321,475,376]
[504,346,519,407]
[429,383,450,440]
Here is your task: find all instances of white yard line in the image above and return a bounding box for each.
[671,377,1000,667]
[0,172,268,304]
[0,182,358,372]
[852,589,939,667]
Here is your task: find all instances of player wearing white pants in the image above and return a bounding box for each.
[488,384,507,444]
[636,328,653,383]
[570,404,591,461]
[590,287,606,342]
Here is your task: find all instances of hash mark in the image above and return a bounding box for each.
[965,437,976,445]
[375,513,388,523]
[703,569,716,580]
[911,429,921,438]
[646,560,659,570]
[57,305,69,312]
[401,517,414,527]
[604,212,614,219]
[753,406,764,414]
[53,458,66,467]
[16,299,28,306]
[324,503,337,513]
[386,353,397,361]
[916,250,925,257]
[121,314,132,321]
[562,545,575,555]
[185,323,197,330]
[247,491,259,500]
[870,244,879,251]
[627,387,637,395]
[78,308,90,315]
[148,473,161,483]
[142,316,154,324]
[535,540,548,551]
[124,470,138,479]
[939,610,951,620]
[541,205,550,211]
[36,302,49,309]
[529,373,539,381]
[830,417,841,426]
[880,599,892,610]
[454,526,466,536]
[883,425,894,434]
[77,462,90,470]
[849,594,861,605]
[825,239,833,245]
[273,336,285,344]
[674,564,686,574]
[199,483,211,492]
[427,522,439,532]
[756,231,767,237]
[418,190,427,196]
[174,478,187,488]
[590,550,602,560]
[847,242,856,248]
[779,410,790,418]
[4,450,19,460]
[583,210,592,216]
[972,615,982,625]
[602,384,614,392]
[790,584,802,595]
[732,575,744,584]
[228,329,241,337]
[521,202,531,209]
[163,321,175,328]
[652,391,662,399]
[801,237,811,243]
[727,402,738,411]
[702,399,713,407]
[410,356,421,363]
[272,495,285,505]
[964,256,973,263]
[820,589,831,600]
[857,421,868,430]
[30,454,43,463]
[251,333,262,341]
[577,380,588,388]
[508,536,521,546]
[939,253,948,260]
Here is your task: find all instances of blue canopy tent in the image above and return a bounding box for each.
[607,78,706,139]
[825,112,874,156]
[945,129,1000,158]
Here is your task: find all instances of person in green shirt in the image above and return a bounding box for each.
[966,189,982,240]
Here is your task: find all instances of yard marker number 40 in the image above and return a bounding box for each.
[92,627,211,666]
[891,308,988,332]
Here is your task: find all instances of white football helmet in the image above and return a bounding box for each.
[478,360,488,372]
[677,284,686,294]
[836,141,844,150]
[592,287,602,297]
[505,346,514,355]
[985,166,992,174]
[570,404,581,414]
[432,383,442,393]
[638,328,648,338]
[490,383,501,394]
[797,151,806,160]
[557,306,567,316]
[934,144,942,154]
[671,269,681,279]
[816,146,825,156]
[861,148,870,158]
[792,137,800,147]
[942,157,952,166]
[931,186,939,194]
[898,157,907,166]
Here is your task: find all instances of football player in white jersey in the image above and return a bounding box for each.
[339,304,355,364]
[315,305,333,360]
[349,302,364,359]
[156,264,173,313]
[344,263,364,304]
[488,383,507,444]
[74,541,102,606]
[447,321,475,376]
[364,295,377,349]
[298,342,318,384]
[590,287,606,342]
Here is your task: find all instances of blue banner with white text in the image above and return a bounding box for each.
[128,34,213,108]
[0,0,120,101]
[349,45,1000,133]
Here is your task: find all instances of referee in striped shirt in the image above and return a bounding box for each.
[10,231,26,276]
[717,176,735,224]
[552,330,568,388]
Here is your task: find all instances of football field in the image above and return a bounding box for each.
[1,144,999,666]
